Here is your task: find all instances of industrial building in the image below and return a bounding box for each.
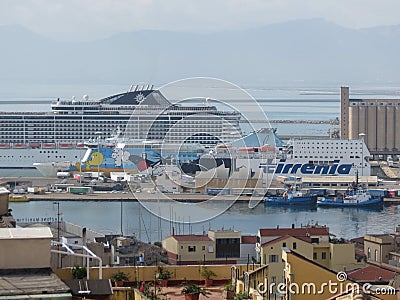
[341,86,400,159]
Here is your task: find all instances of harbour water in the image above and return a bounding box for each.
[10,200,400,242]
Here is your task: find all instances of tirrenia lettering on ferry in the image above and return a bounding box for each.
[259,160,352,175]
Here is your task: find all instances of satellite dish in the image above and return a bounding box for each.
[83,95,89,101]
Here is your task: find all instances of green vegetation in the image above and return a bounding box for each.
[157,266,172,280]
[181,283,209,296]
[111,270,129,282]
[71,265,87,279]
[200,266,216,280]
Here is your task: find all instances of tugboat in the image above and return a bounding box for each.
[317,171,382,207]
[265,184,317,205]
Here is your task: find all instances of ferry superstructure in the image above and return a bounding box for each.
[34,128,372,178]
[0,85,242,169]
[268,138,371,176]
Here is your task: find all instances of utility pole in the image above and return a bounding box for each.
[53,201,61,268]
[120,199,123,236]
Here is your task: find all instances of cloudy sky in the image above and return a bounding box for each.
[0,0,399,41]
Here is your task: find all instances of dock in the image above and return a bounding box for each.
[383,197,400,204]
[22,192,263,203]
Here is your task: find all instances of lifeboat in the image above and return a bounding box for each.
[0,143,10,149]
[259,145,276,152]
[59,143,73,149]
[29,142,41,148]
[76,142,85,148]
[13,143,27,149]
[42,143,56,149]
[216,145,232,149]
[237,147,254,152]
[105,143,115,148]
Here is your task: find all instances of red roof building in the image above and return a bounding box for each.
[347,265,396,283]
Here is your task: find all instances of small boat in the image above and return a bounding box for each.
[0,143,10,149]
[265,185,316,205]
[317,186,382,207]
[9,194,29,202]
[317,170,382,207]
[43,143,56,149]
[13,143,27,149]
[59,143,73,148]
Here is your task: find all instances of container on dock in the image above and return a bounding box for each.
[27,187,38,194]
[67,186,92,195]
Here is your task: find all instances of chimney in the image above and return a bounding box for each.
[277,225,279,229]
[292,224,295,229]
[82,227,87,246]
[172,227,175,236]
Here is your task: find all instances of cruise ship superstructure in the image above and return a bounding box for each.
[0,85,241,169]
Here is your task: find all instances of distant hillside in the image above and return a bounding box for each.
[1,19,400,87]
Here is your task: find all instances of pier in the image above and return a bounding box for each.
[18,192,262,203]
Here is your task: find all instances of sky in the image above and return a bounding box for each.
[0,0,400,41]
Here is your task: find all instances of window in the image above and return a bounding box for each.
[368,247,371,259]
[375,249,378,262]
[313,252,317,260]
[269,255,279,263]
[292,242,297,250]
[311,238,319,244]
[188,246,196,252]
[202,246,206,251]
[282,242,286,247]
[322,252,327,260]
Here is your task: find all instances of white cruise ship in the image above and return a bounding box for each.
[0,84,242,169]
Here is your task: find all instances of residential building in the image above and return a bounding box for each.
[0,187,15,228]
[0,227,71,299]
[364,234,400,264]
[162,229,241,265]
[257,224,363,296]
[256,224,331,262]
[239,235,257,264]
[20,221,112,268]
[281,248,397,300]
[347,265,397,284]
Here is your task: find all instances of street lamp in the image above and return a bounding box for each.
[359,133,365,177]
[95,132,103,179]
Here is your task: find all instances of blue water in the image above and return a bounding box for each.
[9,200,400,242]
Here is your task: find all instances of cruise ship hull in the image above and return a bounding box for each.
[1,148,83,169]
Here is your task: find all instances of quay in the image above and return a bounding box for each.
[19,192,262,203]
[383,197,400,204]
